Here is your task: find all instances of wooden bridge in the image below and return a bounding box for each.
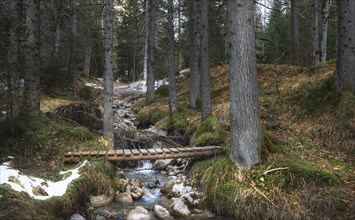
[64,146,225,163]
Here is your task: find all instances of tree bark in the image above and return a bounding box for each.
[291,0,300,65]
[145,0,156,105]
[21,0,41,119]
[311,0,320,65]
[188,0,200,109]
[49,0,61,66]
[320,0,330,63]
[66,0,77,81]
[103,0,114,148]
[228,0,262,168]
[84,46,92,77]
[177,0,184,71]
[167,0,178,115]
[336,0,355,94]
[143,0,149,80]
[200,0,212,119]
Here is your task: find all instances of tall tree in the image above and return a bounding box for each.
[228,0,262,167]
[311,0,320,65]
[103,0,114,147]
[167,0,178,115]
[188,0,200,109]
[320,0,330,62]
[145,0,156,105]
[143,0,149,80]
[21,0,41,119]
[291,0,300,65]
[66,0,77,82]
[200,0,212,119]
[336,0,355,94]
[48,0,62,66]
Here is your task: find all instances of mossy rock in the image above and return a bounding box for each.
[136,105,168,125]
[131,98,145,113]
[190,116,225,146]
[155,116,170,131]
[171,112,189,133]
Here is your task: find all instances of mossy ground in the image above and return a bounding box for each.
[137,62,354,219]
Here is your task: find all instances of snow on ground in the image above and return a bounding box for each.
[119,79,169,93]
[85,82,103,90]
[0,160,87,200]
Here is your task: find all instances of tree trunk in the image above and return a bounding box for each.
[7,0,20,121]
[167,0,178,115]
[311,0,320,65]
[83,46,92,77]
[291,0,300,65]
[132,43,136,82]
[145,0,156,105]
[66,0,77,81]
[143,0,149,80]
[177,0,184,71]
[320,0,330,62]
[228,0,262,168]
[200,0,212,119]
[336,0,355,94]
[49,0,61,66]
[103,0,114,148]
[188,0,200,109]
[21,0,41,119]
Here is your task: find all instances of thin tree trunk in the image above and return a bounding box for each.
[177,0,184,71]
[83,46,92,77]
[49,0,61,66]
[311,0,320,65]
[103,0,114,147]
[200,0,212,119]
[21,0,41,119]
[146,0,156,105]
[291,0,300,65]
[188,0,200,108]
[168,0,178,115]
[228,0,262,167]
[143,0,149,80]
[336,0,355,94]
[66,0,77,82]
[132,43,136,82]
[320,0,330,62]
[188,0,200,109]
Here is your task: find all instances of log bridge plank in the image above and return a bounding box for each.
[63,146,225,163]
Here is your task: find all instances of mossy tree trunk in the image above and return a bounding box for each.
[228,0,262,168]
[188,0,200,109]
[200,0,212,119]
[103,0,114,148]
[21,0,41,119]
[167,0,178,115]
[336,0,355,94]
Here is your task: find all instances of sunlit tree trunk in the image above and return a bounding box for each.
[200,0,212,119]
[320,0,330,63]
[336,0,355,94]
[188,0,200,109]
[83,46,92,77]
[311,0,320,65]
[167,0,178,115]
[291,0,300,65]
[103,0,114,147]
[228,0,262,167]
[21,0,41,119]
[145,0,156,105]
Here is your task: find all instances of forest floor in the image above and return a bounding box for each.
[0,61,354,219]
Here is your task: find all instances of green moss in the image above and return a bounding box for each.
[171,113,189,133]
[155,85,169,97]
[190,116,225,146]
[131,98,145,113]
[260,131,286,160]
[154,116,170,131]
[337,91,355,122]
[136,106,168,125]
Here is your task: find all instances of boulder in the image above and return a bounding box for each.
[130,178,142,188]
[32,186,48,196]
[115,192,133,204]
[118,178,129,192]
[89,194,112,207]
[156,196,174,208]
[154,205,174,220]
[153,159,174,171]
[126,206,151,220]
[172,198,190,218]
[160,179,176,194]
[131,187,144,200]
[69,213,85,220]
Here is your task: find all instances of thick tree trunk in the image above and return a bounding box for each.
[167,0,178,115]
[143,0,149,81]
[188,0,200,109]
[291,0,300,65]
[83,46,92,77]
[311,0,320,65]
[21,0,41,119]
[103,0,114,147]
[228,0,262,168]
[320,0,330,62]
[145,0,156,105]
[336,0,355,94]
[66,0,77,81]
[200,0,212,119]
[49,0,61,66]
[7,0,20,121]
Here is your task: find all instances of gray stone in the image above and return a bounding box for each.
[126,206,151,220]
[115,192,133,204]
[156,196,174,208]
[89,194,112,208]
[154,205,174,220]
[172,198,190,218]
[69,213,85,220]
[153,159,174,171]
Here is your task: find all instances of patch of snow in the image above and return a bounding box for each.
[97,78,104,81]
[84,82,103,90]
[121,79,169,93]
[0,161,87,200]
